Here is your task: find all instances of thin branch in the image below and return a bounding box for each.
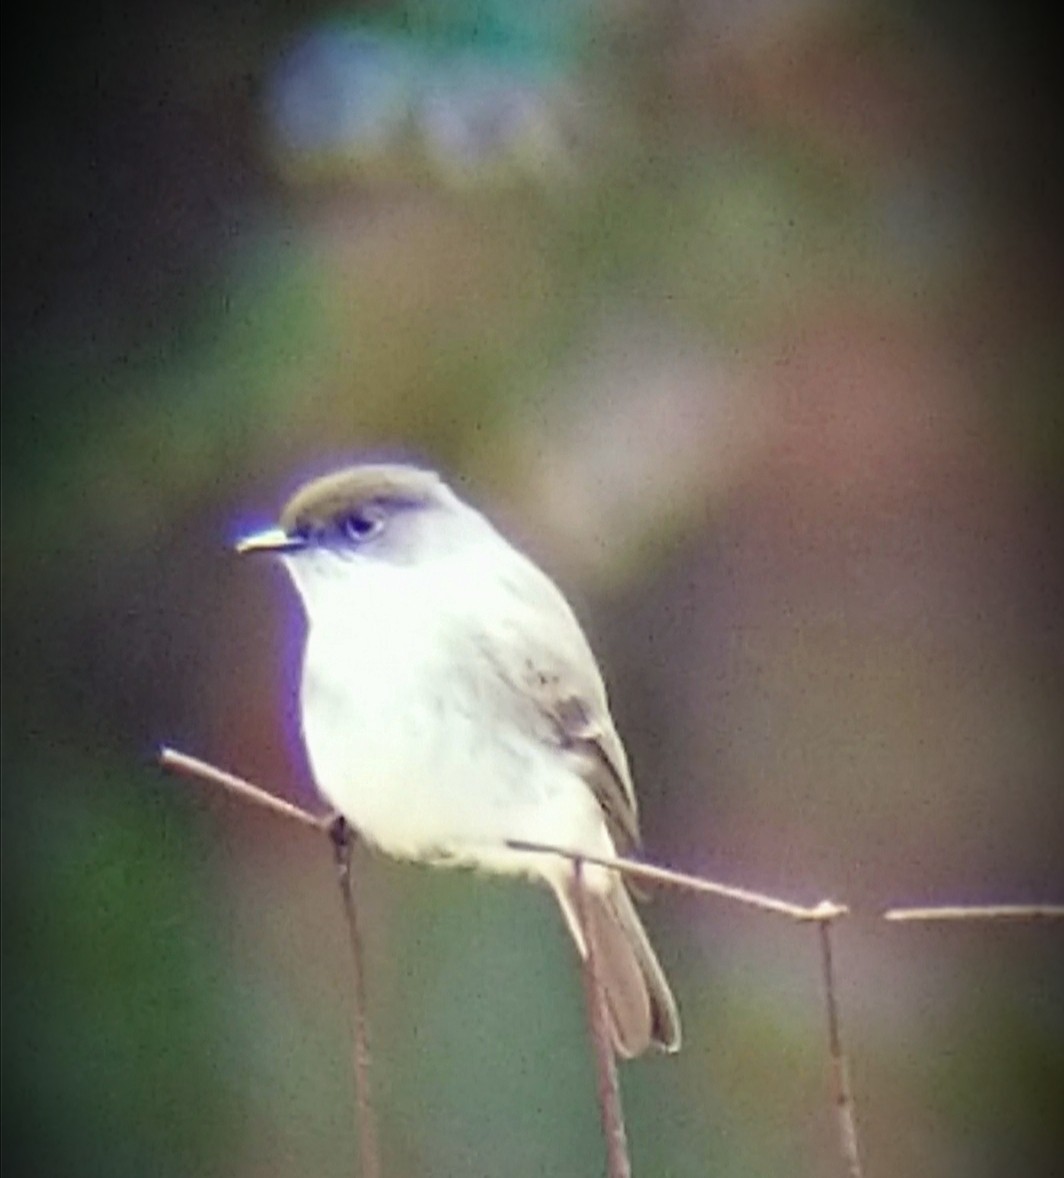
[329,817,382,1178]
[157,748,381,1177]
[158,746,323,830]
[574,858,631,1178]
[512,838,861,1175]
[817,922,864,1178]
[507,839,848,923]
[884,903,1064,923]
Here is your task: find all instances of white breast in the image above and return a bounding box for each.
[291,551,608,875]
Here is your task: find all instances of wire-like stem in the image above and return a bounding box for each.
[817,922,864,1178]
[884,903,1064,923]
[573,858,631,1178]
[329,817,382,1178]
[158,746,323,830]
[510,837,860,1174]
[158,750,1064,1178]
[507,839,847,923]
[157,748,382,1177]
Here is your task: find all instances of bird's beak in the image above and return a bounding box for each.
[235,526,303,555]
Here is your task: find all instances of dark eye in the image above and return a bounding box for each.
[340,510,382,543]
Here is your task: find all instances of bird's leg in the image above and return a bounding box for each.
[326,812,352,873]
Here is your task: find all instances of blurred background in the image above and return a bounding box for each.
[4,2,1063,1175]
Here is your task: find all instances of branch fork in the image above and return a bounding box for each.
[159,744,1061,1178]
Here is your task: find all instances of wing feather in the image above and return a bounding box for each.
[477,556,642,856]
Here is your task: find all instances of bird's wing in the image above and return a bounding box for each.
[479,559,642,856]
[548,689,642,856]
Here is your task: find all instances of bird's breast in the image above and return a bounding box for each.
[294,563,605,870]
[299,600,526,855]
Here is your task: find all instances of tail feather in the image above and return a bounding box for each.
[554,878,681,1059]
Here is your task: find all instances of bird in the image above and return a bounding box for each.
[237,462,680,1058]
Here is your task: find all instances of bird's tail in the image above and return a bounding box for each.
[553,875,681,1059]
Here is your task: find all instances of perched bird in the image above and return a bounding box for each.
[238,463,680,1057]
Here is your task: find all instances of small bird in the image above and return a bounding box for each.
[238,463,680,1057]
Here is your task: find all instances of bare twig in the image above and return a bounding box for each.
[157,748,382,1177]
[574,858,631,1178]
[158,751,1064,1178]
[158,746,323,830]
[817,922,864,1178]
[329,817,382,1178]
[884,903,1064,923]
[507,839,848,923]
[510,839,861,1175]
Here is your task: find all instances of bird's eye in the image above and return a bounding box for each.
[340,510,382,543]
